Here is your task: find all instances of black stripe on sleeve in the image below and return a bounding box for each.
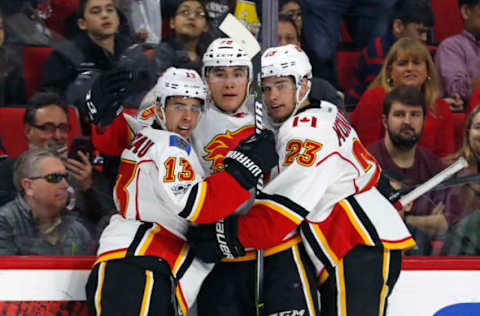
[257,191,310,218]
[179,183,199,219]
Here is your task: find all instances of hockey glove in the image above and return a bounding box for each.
[224,129,278,190]
[187,216,246,263]
[377,172,402,204]
[85,67,133,126]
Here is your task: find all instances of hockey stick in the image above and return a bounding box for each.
[219,12,269,316]
[398,173,480,194]
[394,157,468,209]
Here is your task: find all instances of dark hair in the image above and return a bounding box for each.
[24,92,68,126]
[76,0,116,19]
[278,14,298,33]
[279,0,301,11]
[382,86,426,117]
[459,0,480,8]
[390,0,434,30]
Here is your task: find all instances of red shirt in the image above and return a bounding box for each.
[351,87,455,158]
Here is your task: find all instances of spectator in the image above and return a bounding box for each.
[152,0,211,77]
[279,0,302,36]
[278,14,299,46]
[351,37,455,158]
[0,149,93,255]
[368,86,462,241]
[301,0,396,86]
[441,105,480,255]
[0,8,26,105]
[435,0,480,108]
[346,0,435,109]
[0,92,114,235]
[41,0,152,108]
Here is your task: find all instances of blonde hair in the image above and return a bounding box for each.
[370,37,442,113]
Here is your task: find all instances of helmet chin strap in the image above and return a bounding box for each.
[294,79,311,116]
[154,104,168,130]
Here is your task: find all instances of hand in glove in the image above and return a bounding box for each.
[187,216,245,263]
[85,68,133,126]
[224,129,279,189]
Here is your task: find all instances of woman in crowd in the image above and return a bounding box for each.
[152,0,211,76]
[441,105,480,255]
[351,37,455,158]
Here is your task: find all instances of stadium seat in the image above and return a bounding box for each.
[44,0,78,37]
[23,46,54,99]
[336,49,361,93]
[431,0,463,44]
[0,105,82,158]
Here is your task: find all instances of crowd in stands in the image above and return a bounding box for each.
[0,0,480,257]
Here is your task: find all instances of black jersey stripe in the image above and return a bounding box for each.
[257,191,309,218]
[346,196,381,245]
[127,222,154,256]
[179,184,200,219]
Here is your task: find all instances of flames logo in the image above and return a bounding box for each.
[140,107,155,121]
[203,125,255,173]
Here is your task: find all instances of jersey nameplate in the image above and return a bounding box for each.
[170,135,191,154]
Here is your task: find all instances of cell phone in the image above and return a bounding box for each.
[68,136,94,161]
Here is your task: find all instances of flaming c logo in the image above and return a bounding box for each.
[140,107,155,121]
[203,125,255,173]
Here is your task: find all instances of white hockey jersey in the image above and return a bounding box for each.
[236,101,415,275]
[192,99,303,261]
[95,126,252,313]
[192,99,256,175]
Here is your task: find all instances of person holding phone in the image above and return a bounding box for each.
[0,92,113,237]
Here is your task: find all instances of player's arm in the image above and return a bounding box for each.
[171,130,278,224]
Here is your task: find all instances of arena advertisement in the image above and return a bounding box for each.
[0,256,479,315]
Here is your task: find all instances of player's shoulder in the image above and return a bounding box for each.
[279,101,339,136]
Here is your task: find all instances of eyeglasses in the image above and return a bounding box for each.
[176,9,206,19]
[29,173,68,184]
[31,123,71,134]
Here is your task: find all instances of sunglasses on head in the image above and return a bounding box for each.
[29,173,68,184]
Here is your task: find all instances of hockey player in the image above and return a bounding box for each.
[189,45,417,316]
[191,38,319,315]
[84,67,278,316]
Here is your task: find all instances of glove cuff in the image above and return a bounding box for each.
[216,217,245,259]
[224,150,262,190]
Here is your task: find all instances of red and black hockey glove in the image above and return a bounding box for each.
[187,216,245,263]
[224,129,278,190]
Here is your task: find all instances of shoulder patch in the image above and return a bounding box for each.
[292,115,317,128]
[170,135,191,154]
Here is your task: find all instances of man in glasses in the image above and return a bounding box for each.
[0,149,93,255]
[0,92,113,236]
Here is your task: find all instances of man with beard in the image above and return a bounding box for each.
[0,92,113,236]
[367,86,462,242]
